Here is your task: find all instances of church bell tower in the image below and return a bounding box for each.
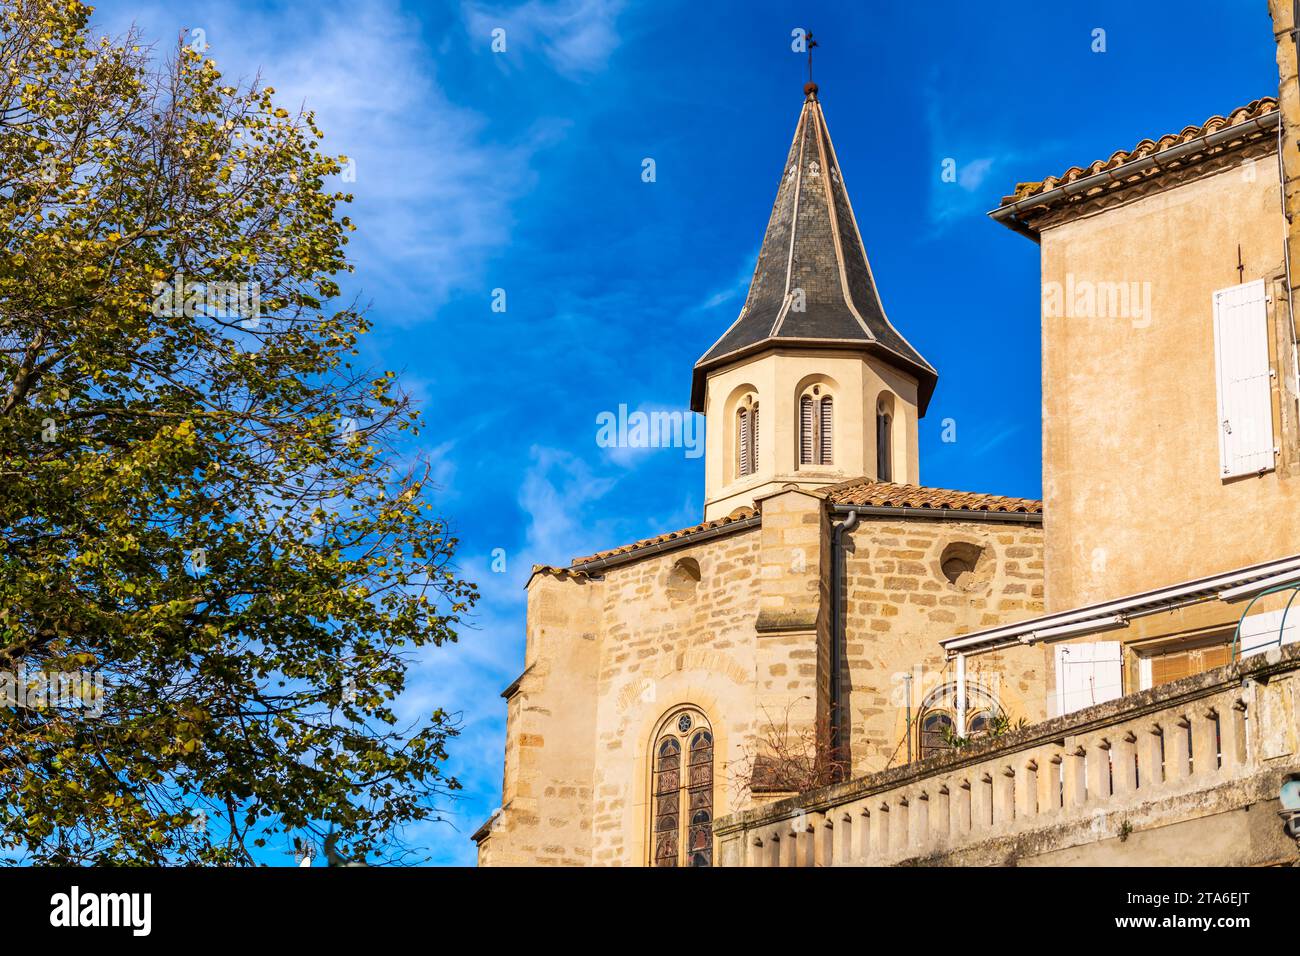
[693,82,937,521]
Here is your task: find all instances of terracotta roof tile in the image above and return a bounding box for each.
[562,478,1039,574]
[527,564,592,582]
[569,507,758,567]
[824,478,1041,514]
[561,480,1038,572]
[999,97,1277,206]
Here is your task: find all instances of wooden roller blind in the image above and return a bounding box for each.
[1148,642,1232,688]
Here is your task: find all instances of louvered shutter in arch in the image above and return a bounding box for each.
[1212,280,1275,478]
[819,397,833,464]
[749,402,759,475]
[799,396,814,464]
[737,408,749,477]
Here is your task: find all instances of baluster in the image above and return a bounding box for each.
[856,807,872,863]
[1113,732,1138,795]
[1138,724,1164,791]
[932,785,952,845]
[834,812,852,865]
[1222,699,1249,771]
[781,826,798,867]
[912,792,930,851]
[894,798,911,855]
[952,780,972,838]
[974,773,994,829]
[796,819,816,867]
[1039,752,1063,816]
[994,767,1016,824]
[1191,708,1219,778]
[1015,758,1039,820]
[1087,738,1112,803]
[871,803,890,860]
[816,814,833,867]
[1166,717,1191,783]
[1063,745,1087,809]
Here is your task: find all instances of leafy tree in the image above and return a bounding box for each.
[0,0,477,864]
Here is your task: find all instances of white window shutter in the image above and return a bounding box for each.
[1238,608,1300,659]
[1054,641,1123,716]
[1212,280,1274,478]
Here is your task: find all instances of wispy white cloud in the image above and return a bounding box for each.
[463,0,626,79]
[973,422,1022,456]
[97,0,555,315]
[698,247,758,310]
[923,80,1058,232]
[518,445,618,562]
[594,402,705,469]
[957,156,995,192]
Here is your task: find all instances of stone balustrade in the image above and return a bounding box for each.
[715,644,1300,866]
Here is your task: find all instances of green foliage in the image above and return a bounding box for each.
[0,0,477,864]
[939,713,1028,752]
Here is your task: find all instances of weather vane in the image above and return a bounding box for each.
[806,30,819,84]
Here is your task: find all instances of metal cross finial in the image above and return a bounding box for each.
[806,30,819,84]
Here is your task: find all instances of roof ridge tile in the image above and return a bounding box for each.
[1002,96,1277,206]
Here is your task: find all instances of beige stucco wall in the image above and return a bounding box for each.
[1039,154,1300,612]
[701,349,920,520]
[841,517,1049,774]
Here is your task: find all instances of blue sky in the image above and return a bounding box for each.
[94,0,1279,864]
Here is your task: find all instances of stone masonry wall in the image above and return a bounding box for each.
[840,516,1049,776]
[476,570,603,866]
[479,502,1050,866]
[587,524,764,865]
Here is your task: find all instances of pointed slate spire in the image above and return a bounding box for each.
[691,84,937,413]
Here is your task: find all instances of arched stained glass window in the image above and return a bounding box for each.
[919,711,954,760]
[652,736,681,866]
[687,730,714,866]
[650,708,714,867]
[915,681,1004,762]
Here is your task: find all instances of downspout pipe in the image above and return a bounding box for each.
[955,652,968,738]
[1276,116,1300,412]
[829,508,859,773]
